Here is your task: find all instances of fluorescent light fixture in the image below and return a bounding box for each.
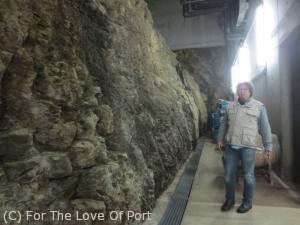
[238,45,251,81]
[231,45,251,92]
[256,5,265,66]
[255,3,276,66]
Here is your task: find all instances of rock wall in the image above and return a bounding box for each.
[175,47,232,114]
[0,0,206,224]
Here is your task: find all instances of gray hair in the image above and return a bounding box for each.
[236,82,254,97]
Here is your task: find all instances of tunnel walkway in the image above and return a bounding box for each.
[180,140,300,225]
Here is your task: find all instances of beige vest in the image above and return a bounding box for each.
[225,98,263,150]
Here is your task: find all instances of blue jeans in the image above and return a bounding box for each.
[224,145,256,206]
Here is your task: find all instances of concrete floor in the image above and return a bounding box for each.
[181,141,300,225]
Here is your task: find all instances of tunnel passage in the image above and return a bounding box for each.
[1,0,300,225]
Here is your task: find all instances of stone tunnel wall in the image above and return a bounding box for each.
[0,0,207,224]
[175,47,232,115]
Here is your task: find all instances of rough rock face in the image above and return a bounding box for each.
[0,0,206,224]
[175,47,232,113]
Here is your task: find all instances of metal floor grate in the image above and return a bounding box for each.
[158,140,204,225]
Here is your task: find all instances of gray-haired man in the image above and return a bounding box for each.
[217,81,272,213]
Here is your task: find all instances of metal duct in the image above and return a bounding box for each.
[181,0,231,17]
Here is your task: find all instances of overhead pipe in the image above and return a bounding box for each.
[181,0,233,17]
[181,0,230,5]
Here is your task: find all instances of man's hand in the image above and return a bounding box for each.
[264,150,271,159]
[216,142,224,151]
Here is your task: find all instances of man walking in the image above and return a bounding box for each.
[217,81,272,213]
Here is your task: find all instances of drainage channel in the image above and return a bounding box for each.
[158,140,204,225]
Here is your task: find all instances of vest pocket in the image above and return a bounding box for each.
[246,109,259,117]
[242,128,256,146]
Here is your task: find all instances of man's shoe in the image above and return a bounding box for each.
[236,204,252,213]
[221,200,235,212]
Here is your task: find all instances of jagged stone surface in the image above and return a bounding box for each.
[0,0,207,224]
[175,47,232,112]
